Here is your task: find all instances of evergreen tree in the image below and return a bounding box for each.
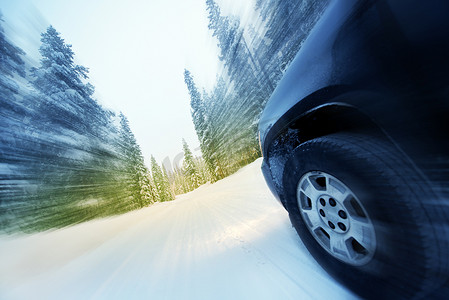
[151,156,173,202]
[184,69,206,141]
[182,139,201,190]
[183,0,329,179]
[162,165,175,199]
[119,112,141,160]
[31,25,93,99]
[138,165,156,207]
[1,22,161,232]
[119,112,150,207]
[184,69,221,180]
[30,26,115,144]
[206,0,242,65]
[205,0,262,173]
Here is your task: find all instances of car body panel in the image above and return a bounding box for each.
[259,0,449,204]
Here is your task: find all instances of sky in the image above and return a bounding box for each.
[1,0,233,169]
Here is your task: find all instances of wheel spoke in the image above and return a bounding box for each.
[347,218,375,252]
[343,195,367,219]
[300,176,321,199]
[327,176,347,196]
[302,210,322,230]
[324,175,330,194]
[329,234,351,258]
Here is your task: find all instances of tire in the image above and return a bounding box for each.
[282,133,449,299]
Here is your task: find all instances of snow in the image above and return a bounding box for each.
[0,158,358,300]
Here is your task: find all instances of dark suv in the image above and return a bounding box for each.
[259,0,449,299]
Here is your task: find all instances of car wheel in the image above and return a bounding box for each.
[282,133,448,299]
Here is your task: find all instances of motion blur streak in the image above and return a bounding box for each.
[0,160,358,300]
[0,0,331,232]
[0,14,152,233]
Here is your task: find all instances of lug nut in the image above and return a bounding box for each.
[319,198,326,206]
[338,210,347,219]
[338,222,346,231]
[319,209,325,217]
[329,198,336,207]
[328,221,335,229]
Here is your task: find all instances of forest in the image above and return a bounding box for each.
[0,0,328,232]
[0,20,174,232]
[185,0,328,180]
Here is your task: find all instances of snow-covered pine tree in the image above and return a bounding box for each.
[182,139,201,190]
[119,112,151,207]
[22,26,133,222]
[138,165,156,207]
[30,26,93,135]
[0,22,157,232]
[184,69,206,141]
[205,0,263,173]
[31,26,93,99]
[150,155,174,202]
[189,0,329,179]
[184,69,221,180]
[206,0,242,65]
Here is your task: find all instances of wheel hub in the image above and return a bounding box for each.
[317,195,349,234]
[297,171,376,266]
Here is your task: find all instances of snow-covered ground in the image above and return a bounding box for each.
[0,158,358,300]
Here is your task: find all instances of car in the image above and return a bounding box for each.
[258,0,449,299]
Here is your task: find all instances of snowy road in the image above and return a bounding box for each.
[0,159,358,300]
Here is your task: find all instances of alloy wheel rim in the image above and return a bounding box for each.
[297,171,376,266]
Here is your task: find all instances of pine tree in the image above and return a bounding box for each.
[28,25,112,140]
[119,112,141,160]
[119,112,150,207]
[0,22,160,232]
[204,0,263,174]
[31,25,93,99]
[138,165,156,207]
[184,69,220,180]
[188,0,329,179]
[206,0,242,64]
[151,156,174,202]
[182,139,201,190]
[184,69,206,141]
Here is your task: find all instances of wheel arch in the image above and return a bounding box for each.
[265,99,393,208]
[289,103,386,143]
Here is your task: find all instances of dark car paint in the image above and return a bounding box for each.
[259,0,449,205]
